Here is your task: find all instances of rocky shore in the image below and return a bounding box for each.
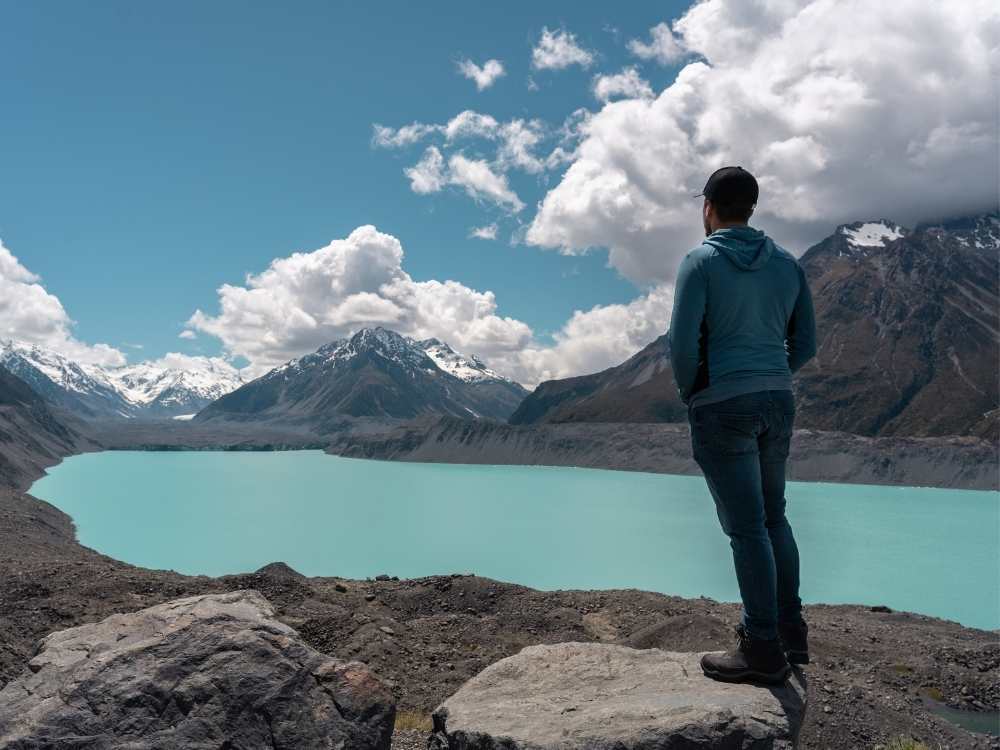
[0,419,997,747]
[326,415,1000,491]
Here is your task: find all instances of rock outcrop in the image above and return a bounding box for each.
[429,641,807,749]
[0,590,395,749]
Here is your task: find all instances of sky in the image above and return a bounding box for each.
[1,0,997,386]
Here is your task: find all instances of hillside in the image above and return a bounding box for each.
[511,215,1000,440]
[0,366,85,488]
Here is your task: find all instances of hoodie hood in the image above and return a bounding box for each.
[704,226,773,271]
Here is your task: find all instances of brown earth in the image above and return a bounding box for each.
[2,469,998,748]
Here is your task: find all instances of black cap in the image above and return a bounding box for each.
[695,166,759,205]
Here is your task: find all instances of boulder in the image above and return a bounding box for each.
[0,590,395,749]
[429,642,807,749]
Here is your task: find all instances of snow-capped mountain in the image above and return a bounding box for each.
[197,327,528,423]
[0,341,244,419]
[512,213,999,441]
[416,338,515,384]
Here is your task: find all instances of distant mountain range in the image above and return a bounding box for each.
[195,327,528,423]
[0,341,244,419]
[511,214,999,441]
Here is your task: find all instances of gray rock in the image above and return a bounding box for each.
[429,642,807,749]
[0,590,395,749]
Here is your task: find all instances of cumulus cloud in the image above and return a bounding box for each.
[469,223,499,240]
[403,148,524,211]
[532,27,595,70]
[404,146,447,194]
[628,21,685,65]
[446,154,524,210]
[0,238,126,367]
[185,225,677,387]
[371,122,438,148]
[443,111,500,141]
[457,58,506,90]
[592,67,654,102]
[379,109,583,210]
[528,0,1000,284]
[178,329,197,340]
[512,285,674,385]
[186,226,534,376]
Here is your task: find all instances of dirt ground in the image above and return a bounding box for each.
[2,484,997,749]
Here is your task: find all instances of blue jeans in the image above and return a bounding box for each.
[688,389,804,640]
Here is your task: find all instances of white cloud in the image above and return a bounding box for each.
[401,146,524,211]
[187,225,676,387]
[443,110,500,141]
[178,329,197,340]
[457,58,506,90]
[627,21,685,65]
[447,154,524,211]
[186,225,538,378]
[146,352,241,376]
[593,67,654,102]
[0,238,126,367]
[497,119,547,173]
[469,223,499,240]
[529,0,1000,284]
[405,146,447,194]
[371,122,438,148]
[532,27,595,70]
[511,284,673,385]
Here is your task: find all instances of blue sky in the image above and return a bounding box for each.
[0,1,688,362]
[1,1,994,384]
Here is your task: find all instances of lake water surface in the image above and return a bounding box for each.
[30,451,1000,630]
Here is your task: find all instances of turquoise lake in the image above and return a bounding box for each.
[30,450,1000,631]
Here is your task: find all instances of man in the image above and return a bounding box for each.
[667,166,817,685]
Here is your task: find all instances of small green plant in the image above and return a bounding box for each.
[394,710,433,731]
[889,663,914,674]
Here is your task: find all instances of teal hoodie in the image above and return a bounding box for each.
[666,225,817,410]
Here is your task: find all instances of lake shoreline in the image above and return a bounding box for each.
[78,415,1000,491]
[1,420,998,747]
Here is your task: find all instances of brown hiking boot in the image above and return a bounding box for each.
[778,619,810,664]
[700,623,791,685]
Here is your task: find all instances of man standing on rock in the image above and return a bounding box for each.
[667,166,817,685]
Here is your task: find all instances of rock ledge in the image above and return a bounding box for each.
[430,641,807,749]
[0,589,395,749]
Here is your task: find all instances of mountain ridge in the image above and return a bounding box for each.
[196,327,528,423]
[510,213,999,440]
[0,341,245,420]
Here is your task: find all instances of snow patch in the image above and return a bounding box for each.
[172,414,196,421]
[841,222,904,247]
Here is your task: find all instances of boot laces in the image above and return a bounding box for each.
[735,624,752,651]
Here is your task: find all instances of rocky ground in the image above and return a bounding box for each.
[1,420,998,748]
[1,485,997,748]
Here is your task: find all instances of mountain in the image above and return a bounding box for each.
[792,214,998,440]
[508,334,682,425]
[0,365,82,487]
[511,214,999,440]
[196,327,528,423]
[0,341,244,419]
